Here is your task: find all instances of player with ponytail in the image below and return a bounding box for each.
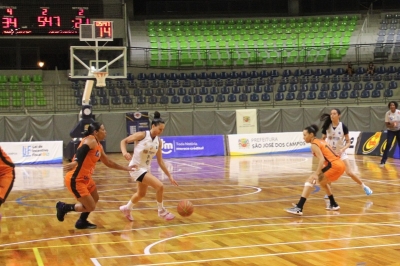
[56,122,137,229]
[285,124,345,216]
[119,111,178,221]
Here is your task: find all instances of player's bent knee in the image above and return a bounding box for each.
[137,191,147,198]
[305,181,314,187]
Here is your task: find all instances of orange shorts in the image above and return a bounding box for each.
[0,168,15,202]
[322,159,345,182]
[65,172,96,199]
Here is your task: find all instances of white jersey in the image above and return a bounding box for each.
[323,122,349,160]
[385,109,400,131]
[129,131,160,180]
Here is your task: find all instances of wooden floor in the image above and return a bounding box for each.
[1,153,399,266]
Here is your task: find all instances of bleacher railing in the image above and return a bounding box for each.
[128,43,397,70]
[0,78,396,114]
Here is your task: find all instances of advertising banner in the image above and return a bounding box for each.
[0,141,63,164]
[236,109,257,134]
[227,132,310,156]
[125,112,150,136]
[161,135,225,158]
[355,131,397,158]
[346,131,361,155]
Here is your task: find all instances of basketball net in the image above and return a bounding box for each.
[93,72,108,87]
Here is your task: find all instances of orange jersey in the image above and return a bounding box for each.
[69,136,103,179]
[0,146,15,173]
[311,138,340,164]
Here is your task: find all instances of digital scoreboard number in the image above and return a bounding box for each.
[80,21,113,41]
[1,5,92,35]
[94,21,113,40]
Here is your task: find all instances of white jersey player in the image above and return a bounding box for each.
[322,121,349,160]
[320,109,372,196]
[119,111,178,221]
[128,130,160,181]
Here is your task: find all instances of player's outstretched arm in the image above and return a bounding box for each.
[156,142,178,186]
[100,149,137,171]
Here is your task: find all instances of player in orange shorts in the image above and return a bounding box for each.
[56,122,136,229]
[285,124,345,216]
[0,146,15,221]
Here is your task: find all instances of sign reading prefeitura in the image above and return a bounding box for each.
[227,133,310,156]
[0,141,63,164]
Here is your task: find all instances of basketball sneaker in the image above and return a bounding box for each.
[56,201,67,222]
[363,186,373,196]
[119,205,133,222]
[158,208,175,220]
[285,205,303,216]
[379,162,385,167]
[325,203,340,211]
[75,219,97,229]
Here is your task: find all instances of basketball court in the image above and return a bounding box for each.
[0,153,399,265]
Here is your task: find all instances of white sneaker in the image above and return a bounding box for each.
[285,205,303,216]
[119,205,133,221]
[158,208,175,220]
[379,162,385,167]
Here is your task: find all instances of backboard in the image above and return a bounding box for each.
[70,45,127,79]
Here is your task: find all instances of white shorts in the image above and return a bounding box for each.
[129,166,149,181]
[340,152,348,161]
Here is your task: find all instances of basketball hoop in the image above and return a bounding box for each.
[93,72,108,87]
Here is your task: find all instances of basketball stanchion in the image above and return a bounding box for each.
[93,72,108,87]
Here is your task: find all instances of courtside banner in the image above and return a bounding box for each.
[0,141,63,164]
[347,131,361,155]
[161,135,225,158]
[227,132,310,156]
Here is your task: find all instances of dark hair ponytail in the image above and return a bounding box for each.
[304,124,319,135]
[83,122,101,137]
[152,111,165,126]
[320,108,341,132]
[320,113,332,132]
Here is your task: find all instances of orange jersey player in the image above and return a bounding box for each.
[56,122,137,229]
[285,124,345,216]
[0,146,15,221]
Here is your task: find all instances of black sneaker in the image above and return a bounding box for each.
[75,219,97,229]
[56,201,67,222]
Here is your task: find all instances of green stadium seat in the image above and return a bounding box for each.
[36,97,47,106]
[0,91,9,98]
[33,74,42,83]
[24,98,34,107]
[0,98,8,107]
[12,98,22,107]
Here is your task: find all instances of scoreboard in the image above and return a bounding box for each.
[0,4,97,36]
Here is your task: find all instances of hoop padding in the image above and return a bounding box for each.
[93,72,108,87]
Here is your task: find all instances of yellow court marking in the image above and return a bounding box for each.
[33,248,44,266]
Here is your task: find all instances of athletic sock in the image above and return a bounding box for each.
[296,197,307,210]
[62,203,76,212]
[157,201,163,211]
[328,195,338,207]
[79,212,90,221]
[126,200,134,209]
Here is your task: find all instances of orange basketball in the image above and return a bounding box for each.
[177,200,194,217]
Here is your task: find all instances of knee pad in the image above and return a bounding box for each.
[305,181,314,187]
